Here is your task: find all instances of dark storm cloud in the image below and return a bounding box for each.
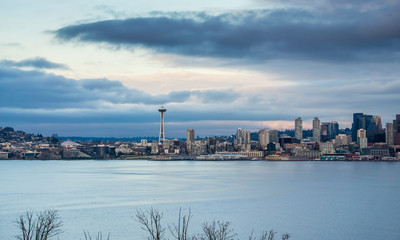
[257,0,396,9]
[0,66,239,109]
[54,5,400,62]
[0,57,69,70]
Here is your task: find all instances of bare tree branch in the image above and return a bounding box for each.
[198,220,236,240]
[169,207,192,240]
[83,230,111,240]
[136,208,165,240]
[16,210,63,240]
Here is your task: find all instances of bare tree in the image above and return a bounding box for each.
[248,229,278,240]
[193,220,236,240]
[16,210,63,240]
[83,230,110,240]
[169,208,192,240]
[136,208,165,240]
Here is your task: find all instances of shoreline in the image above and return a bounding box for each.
[1,158,399,162]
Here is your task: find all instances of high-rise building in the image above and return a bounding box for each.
[352,113,383,143]
[186,129,195,143]
[335,134,350,146]
[258,129,270,148]
[386,123,394,145]
[235,128,243,145]
[392,115,398,145]
[295,117,303,142]
[313,117,320,143]
[321,121,339,142]
[141,139,148,146]
[242,130,251,151]
[151,140,159,154]
[357,129,368,149]
[330,121,339,139]
[235,128,251,151]
[158,106,167,144]
[269,130,279,143]
[396,134,400,146]
[394,114,400,145]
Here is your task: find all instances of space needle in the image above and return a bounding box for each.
[158,106,167,144]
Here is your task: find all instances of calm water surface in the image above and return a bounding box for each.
[1,160,400,239]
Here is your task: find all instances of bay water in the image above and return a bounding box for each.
[1,160,400,239]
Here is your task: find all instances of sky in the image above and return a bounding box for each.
[0,0,399,137]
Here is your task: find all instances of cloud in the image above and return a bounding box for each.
[0,57,69,70]
[256,0,398,11]
[0,42,22,47]
[1,69,398,137]
[0,64,397,123]
[54,5,400,63]
[0,65,240,109]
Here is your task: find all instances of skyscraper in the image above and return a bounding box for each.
[235,128,243,145]
[321,121,339,142]
[235,128,250,151]
[313,117,320,143]
[295,117,303,142]
[393,114,400,145]
[352,113,383,143]
[386,123,394,145]
[330,121,339,139]
[269,130,279,143]
[357,129,367,149]
[186,129,195,143]
[258,129,270,148]
[158,106,167,144]
[242,130,251,151]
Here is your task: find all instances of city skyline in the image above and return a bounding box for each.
[1,0,400,137]
[1,109,399,139]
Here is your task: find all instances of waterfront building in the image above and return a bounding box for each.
[362,147,390,156]
[312,117,320,143]
[295,117,303,142]
[0,152,9,159]
[320,142,335,154]
[295,150,320,159]
[217,151,264,159]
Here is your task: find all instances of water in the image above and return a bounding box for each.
[1,160,400,240]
